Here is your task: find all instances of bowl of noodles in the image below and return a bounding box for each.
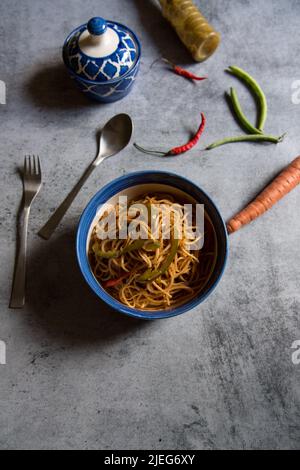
[76,171,228,319]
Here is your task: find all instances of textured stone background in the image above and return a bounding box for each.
[0,0,300,450]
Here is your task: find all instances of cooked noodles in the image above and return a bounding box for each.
[89,194,217,311]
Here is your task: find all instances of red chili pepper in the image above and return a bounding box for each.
[162,58,207,81]
[103,272,130,288]
[134,113,206,157]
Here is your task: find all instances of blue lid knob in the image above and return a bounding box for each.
[87,17,107,36]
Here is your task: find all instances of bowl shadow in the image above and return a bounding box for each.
[25,62,98,111]
[26,230,148,347]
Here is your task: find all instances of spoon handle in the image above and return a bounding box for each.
[38,163,98,240]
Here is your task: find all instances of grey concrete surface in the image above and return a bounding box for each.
[0,0,300,450]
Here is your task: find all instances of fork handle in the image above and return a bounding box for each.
[9,205,30,308]
[38,164,96,240]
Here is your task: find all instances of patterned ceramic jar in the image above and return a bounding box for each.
[63,17,141,103]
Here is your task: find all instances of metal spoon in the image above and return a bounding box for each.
[38,113,133,240]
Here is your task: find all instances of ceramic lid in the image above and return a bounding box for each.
[63,17,140,83]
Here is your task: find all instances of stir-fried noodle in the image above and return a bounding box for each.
[89,194,217,311]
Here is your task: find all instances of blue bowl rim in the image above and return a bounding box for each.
[62,20,141,86]
[76,171,229,320]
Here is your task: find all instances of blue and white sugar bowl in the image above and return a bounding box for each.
[63,17,141,103]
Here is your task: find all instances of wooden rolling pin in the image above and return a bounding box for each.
[158,0,220,62]
[227,156,300,234]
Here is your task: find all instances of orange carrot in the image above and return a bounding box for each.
[227,156,300,234]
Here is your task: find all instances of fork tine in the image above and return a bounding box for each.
[36,155,41,176]
[24,155,30,175]
[32,155,37,175]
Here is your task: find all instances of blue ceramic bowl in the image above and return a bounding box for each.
[76,172,229,319]
[63,20,141,103]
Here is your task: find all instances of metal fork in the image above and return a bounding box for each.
[9,156,42,308]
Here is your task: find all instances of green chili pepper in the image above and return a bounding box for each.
[206,133,285,151]
[93,239,147,259]
[144,241,161,251]
[226,66,268,131]
[229,87,262,135]
[138,231,179,282]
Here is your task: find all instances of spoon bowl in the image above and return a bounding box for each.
[39,114,133,240]
[96,114,133,162]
